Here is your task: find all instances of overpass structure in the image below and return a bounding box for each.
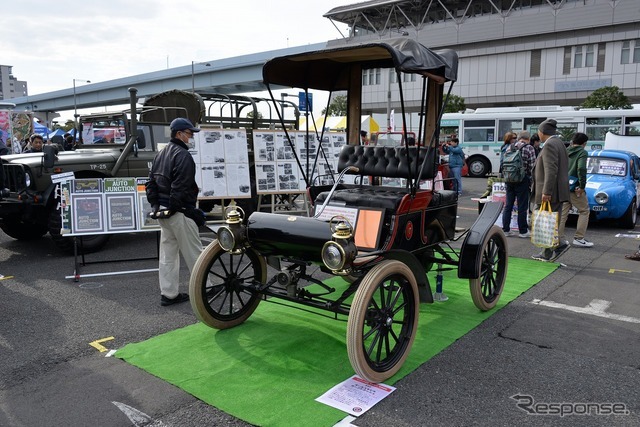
[10,42,327,122]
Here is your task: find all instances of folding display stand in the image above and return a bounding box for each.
[258,192,309,215]
[66,232,160,282]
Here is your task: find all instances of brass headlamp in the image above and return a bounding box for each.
[321,216,357,274]
[217,206,246,254]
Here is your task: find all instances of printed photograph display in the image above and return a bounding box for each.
[136,177,160,230]
[253,131,348,194]
[194,128,251,199]
[71,194,104,233]
[106,194,136,231]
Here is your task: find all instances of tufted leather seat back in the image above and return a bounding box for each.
[337,145,436,180]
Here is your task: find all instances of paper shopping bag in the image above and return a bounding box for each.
[531,201,559,248]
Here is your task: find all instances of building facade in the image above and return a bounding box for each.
[325,0,640,114]
[0,65,28,100]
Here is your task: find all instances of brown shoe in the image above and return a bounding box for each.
[624,252,640,261]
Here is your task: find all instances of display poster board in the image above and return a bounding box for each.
[192,128,251,199]
[136,177,160,230]
[253,131,350,193]
[59,177,159,236]
[104,178,137,232]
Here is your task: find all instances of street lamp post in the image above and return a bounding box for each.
[73,78,91,130]
[191,61,211,93]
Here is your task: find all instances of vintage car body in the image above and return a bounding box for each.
[189,39,508,383]
[581,149,640,228]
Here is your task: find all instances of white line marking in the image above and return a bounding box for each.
[531,299,640,324]
[333,415,357,426]
[112,402,168,427]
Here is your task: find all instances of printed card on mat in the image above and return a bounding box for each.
[316,376,395,416]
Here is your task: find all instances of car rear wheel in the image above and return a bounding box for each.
[469,225,508,311]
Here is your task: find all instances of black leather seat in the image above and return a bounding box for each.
[315,186,409,211]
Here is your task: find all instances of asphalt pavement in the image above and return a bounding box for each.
[1,177,638,427]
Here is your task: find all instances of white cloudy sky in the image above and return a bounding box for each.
[1,0,352,119]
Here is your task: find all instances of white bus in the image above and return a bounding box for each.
[440,106,640,177]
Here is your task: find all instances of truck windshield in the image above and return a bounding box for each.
[81,119,127,144]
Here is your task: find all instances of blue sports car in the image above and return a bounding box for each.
[580,149,640,228]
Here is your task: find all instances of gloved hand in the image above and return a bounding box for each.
[185,207,206,226]
[148,204,160,219]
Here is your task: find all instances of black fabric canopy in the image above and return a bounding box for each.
[262,38,458,91]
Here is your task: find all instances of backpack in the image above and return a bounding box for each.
[501,143,526,183]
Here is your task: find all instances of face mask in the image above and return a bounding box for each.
[187,137,196,148]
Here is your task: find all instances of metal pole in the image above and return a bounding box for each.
[191,61,195,93]
[72,79,90,137]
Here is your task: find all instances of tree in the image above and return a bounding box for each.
[321,95,347,116]
[581,86,632,110]
[443,94,465,113]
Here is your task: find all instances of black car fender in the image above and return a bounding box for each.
[458,201,503,279]
[381,249,433,304]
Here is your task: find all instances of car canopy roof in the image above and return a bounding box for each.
[262,38,458,91]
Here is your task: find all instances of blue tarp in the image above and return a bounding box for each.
[48,128,65,139]
[33,121,50,136]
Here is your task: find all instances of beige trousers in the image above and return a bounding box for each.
[559,191,590,241]
[158,212,202,299]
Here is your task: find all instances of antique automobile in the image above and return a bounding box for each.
[189,39,508,383]
[572,149,640,228]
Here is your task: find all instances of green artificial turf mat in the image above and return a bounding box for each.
[116,257,556,426]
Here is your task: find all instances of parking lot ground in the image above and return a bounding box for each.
[1,176,639,426]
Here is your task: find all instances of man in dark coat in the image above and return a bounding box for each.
[531,118,570,261]
[146,118,205,306]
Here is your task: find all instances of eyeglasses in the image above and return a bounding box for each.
[181,130,194,138]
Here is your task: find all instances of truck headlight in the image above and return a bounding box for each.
[25,172,32,188]
[217,206,246,253]
[594,191,608,205]
[322,217,357,274]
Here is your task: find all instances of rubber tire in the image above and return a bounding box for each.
[189,241,266,330]
[347,260,419,383]
[0,218,48,240]
[467,156,490,178]
[469,225,508,311]
[48,208,110,254]
[621,198,637,229]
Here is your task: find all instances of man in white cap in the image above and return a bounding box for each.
[531,118,570,261]
[146,117,205,306]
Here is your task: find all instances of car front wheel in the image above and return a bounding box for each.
[621,198,637,229]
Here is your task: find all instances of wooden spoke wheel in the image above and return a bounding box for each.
[347,260,419,383]
[469,225,508,311]
[190,241,266,329]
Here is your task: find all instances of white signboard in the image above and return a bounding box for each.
[193,128,251,199]
[253,130,348,193]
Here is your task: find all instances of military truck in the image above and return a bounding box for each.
[0,88,204,253]
[0,89,299,253]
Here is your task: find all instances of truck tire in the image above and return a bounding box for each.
[0,217,48,240]
[48,208,110,254]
